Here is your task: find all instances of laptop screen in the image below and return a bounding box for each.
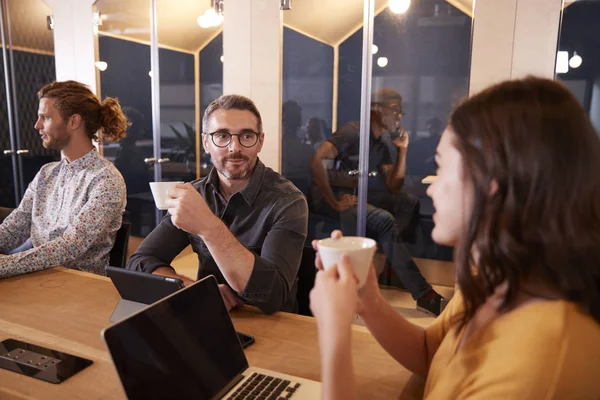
[103,275,249,400]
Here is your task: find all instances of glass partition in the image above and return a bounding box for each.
[0,0,57,208]
[96,0,154,236]
[362,0,471,264]
[97,0,224,237]
[155,0,209,183]
[281,1,344,247]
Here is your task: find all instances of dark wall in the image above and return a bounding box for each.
[99,36,195,136]
[281,27,334,195]
[199,32,223,122]
[0,50,57,208]
[283,26,334,136]
[99,36,153,140]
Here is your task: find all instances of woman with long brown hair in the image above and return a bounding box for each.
[310,77,600,399]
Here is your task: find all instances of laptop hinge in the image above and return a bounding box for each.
[212,372,246,400]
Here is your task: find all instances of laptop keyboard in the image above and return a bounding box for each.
[227,372,301,400]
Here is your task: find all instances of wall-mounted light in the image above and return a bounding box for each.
[220,55,224,63]
[569,51,583,69]
[95,61,108,71]
[46,15,54,30]
[372,44,379,55]
[377,57,388,68]
[556,51,569,74]
[389,0,411,14]
[148,71,153,78]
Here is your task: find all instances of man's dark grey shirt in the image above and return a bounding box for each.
[127,160,309,314]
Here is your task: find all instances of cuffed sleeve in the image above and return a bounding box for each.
[239,192,308,314]
[0,174,37,253]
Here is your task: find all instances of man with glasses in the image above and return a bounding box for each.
[309,88,445,316]
[127,95,309,315]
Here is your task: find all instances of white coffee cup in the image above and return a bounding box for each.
[149,181,184,210]
[317,236,377,287]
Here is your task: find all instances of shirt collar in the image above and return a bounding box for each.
[207,158,265,207]
[370,129,383,143]
[63,148,99,169]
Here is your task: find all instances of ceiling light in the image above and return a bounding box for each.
[569,52,582,69]
[205,8,217,18]
[389,0,411,14]
[372,44,379,55]
[197,15,211,28]
[377,57,388,68]
[556,51,569,74]
[197,8,224,29]
[95,61,108,71]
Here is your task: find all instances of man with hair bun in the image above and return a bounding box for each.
[0,80,128,278]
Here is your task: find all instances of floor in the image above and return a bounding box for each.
[127,238,454,328]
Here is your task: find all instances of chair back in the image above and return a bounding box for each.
[109,222,131,268]
[296,246,317,316]
[0,207,14,224]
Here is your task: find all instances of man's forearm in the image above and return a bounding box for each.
[200,220,255,293]
[309,156,340,208]
[386,148,408,192]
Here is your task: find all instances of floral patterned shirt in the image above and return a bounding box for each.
[0,149,126,278]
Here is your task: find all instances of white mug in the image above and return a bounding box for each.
[149,181,184,210]
[317,236,377,287]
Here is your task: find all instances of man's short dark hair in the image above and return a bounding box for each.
[202,94,263,133]
[371,88,403,106]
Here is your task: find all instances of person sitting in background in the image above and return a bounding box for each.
[310,88,444,315]
[281,100,315,196]
[309,77,600,399]
[305,117,327,150]
[127,95,308,315]
[0,80,128,278]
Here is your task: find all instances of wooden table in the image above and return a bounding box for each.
[0,268,424,399]
[421,176,436,185]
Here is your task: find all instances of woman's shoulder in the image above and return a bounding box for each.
[495,300,600,342]
[482,301,600,391]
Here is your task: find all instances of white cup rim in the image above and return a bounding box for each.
[317,236,377,251]
[150,181,184,185]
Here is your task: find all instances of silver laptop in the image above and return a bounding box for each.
[101,275,321,400]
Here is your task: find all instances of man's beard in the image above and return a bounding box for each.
[384,118,402,134]
[214,154,255,180]
[42,133,70,150]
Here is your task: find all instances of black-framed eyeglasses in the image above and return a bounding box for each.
[205,130,261,148]
[380,104,404,117]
